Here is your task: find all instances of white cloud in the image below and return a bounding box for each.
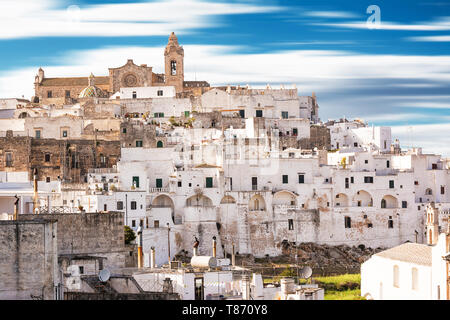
[303,11,359,19]
[314,17,450,31]
[0,0,281,39]
[407,35,450,42]
[392,123,450,157]
[393,102,450,109]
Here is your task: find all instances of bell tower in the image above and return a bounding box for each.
[426,202,439,245]
[164,32,184,93]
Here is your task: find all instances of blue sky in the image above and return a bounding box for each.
[0,0,449,154]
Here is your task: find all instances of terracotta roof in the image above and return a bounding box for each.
[40,76,110,87]
[374,243,432,266]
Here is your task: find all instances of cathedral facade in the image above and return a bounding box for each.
[33,32,209,105]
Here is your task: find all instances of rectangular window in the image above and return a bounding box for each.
[184,111,190,117]
[288,219,294,230]
[136,140,143,147]
[132,176,139,188]
[205,177,213,188]
[389,180,394,189]
[256,110,263,118]
[282,175,288,184]
[388,219,394,228]
[344,216,351,228]
[292,128,298,136]
[79,266,84,274]
[117,201,123,210]
[386,160,390,168]
[298,174,305,184]
[365,160,368,164]
[104,204,107,211]
[402,201,407,208]
[62,130,68,138]
[130,201,137,210]
[154,220,159,228]
[5,152,13,167]
[350,177,354,184]
[47,91,52,98]
[354,142,358,147]
[65,90,71,98]
[364,176,373,183]
[46,177,50,183]
[252,177,257,190]
[441,186,445,194]
[132,91,137,99]
[122,128,127,134]
[35,130,41,139]
[239,110,245,118]
[345,177,349,189]
[132,220,136,227]
[178,181,182,187]
[281,111,288,119]
[432,163,437,170]
[156,178,163,188]
[157,90,163,96]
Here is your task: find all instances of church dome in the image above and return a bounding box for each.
[78,85,107,98]
[78,73,108,98]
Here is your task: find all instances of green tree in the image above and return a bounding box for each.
[124,225,136,244]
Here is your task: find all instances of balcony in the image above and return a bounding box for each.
[149,187,170,193]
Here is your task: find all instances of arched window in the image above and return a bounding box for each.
[157,141,163,148]
[393,265,400,288]
[412,267,418,290]
[171,60,177,75]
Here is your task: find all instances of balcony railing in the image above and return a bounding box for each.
[149,187,170,193]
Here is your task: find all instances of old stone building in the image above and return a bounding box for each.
[0,134,120,183]
[33,32,210,105]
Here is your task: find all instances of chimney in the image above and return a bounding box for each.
[231,243,236,267]
[150,246,156,268]
[14,195,19,220]
[33,168,38,214]
[137,226,143,268]
[241,275,250,300]
[193,236,199,256]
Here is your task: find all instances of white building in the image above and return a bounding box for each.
[361,203,450,300]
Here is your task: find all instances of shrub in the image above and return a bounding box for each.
[124,225,136,244]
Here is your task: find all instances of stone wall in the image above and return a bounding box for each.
[18,212,128,270]
[299,125,331,150]
[0,135,31,172]
[120,121,161,148]
[0,219,58,300]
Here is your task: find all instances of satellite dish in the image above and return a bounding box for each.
[98,269,110,282]
[299,266,313,279]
